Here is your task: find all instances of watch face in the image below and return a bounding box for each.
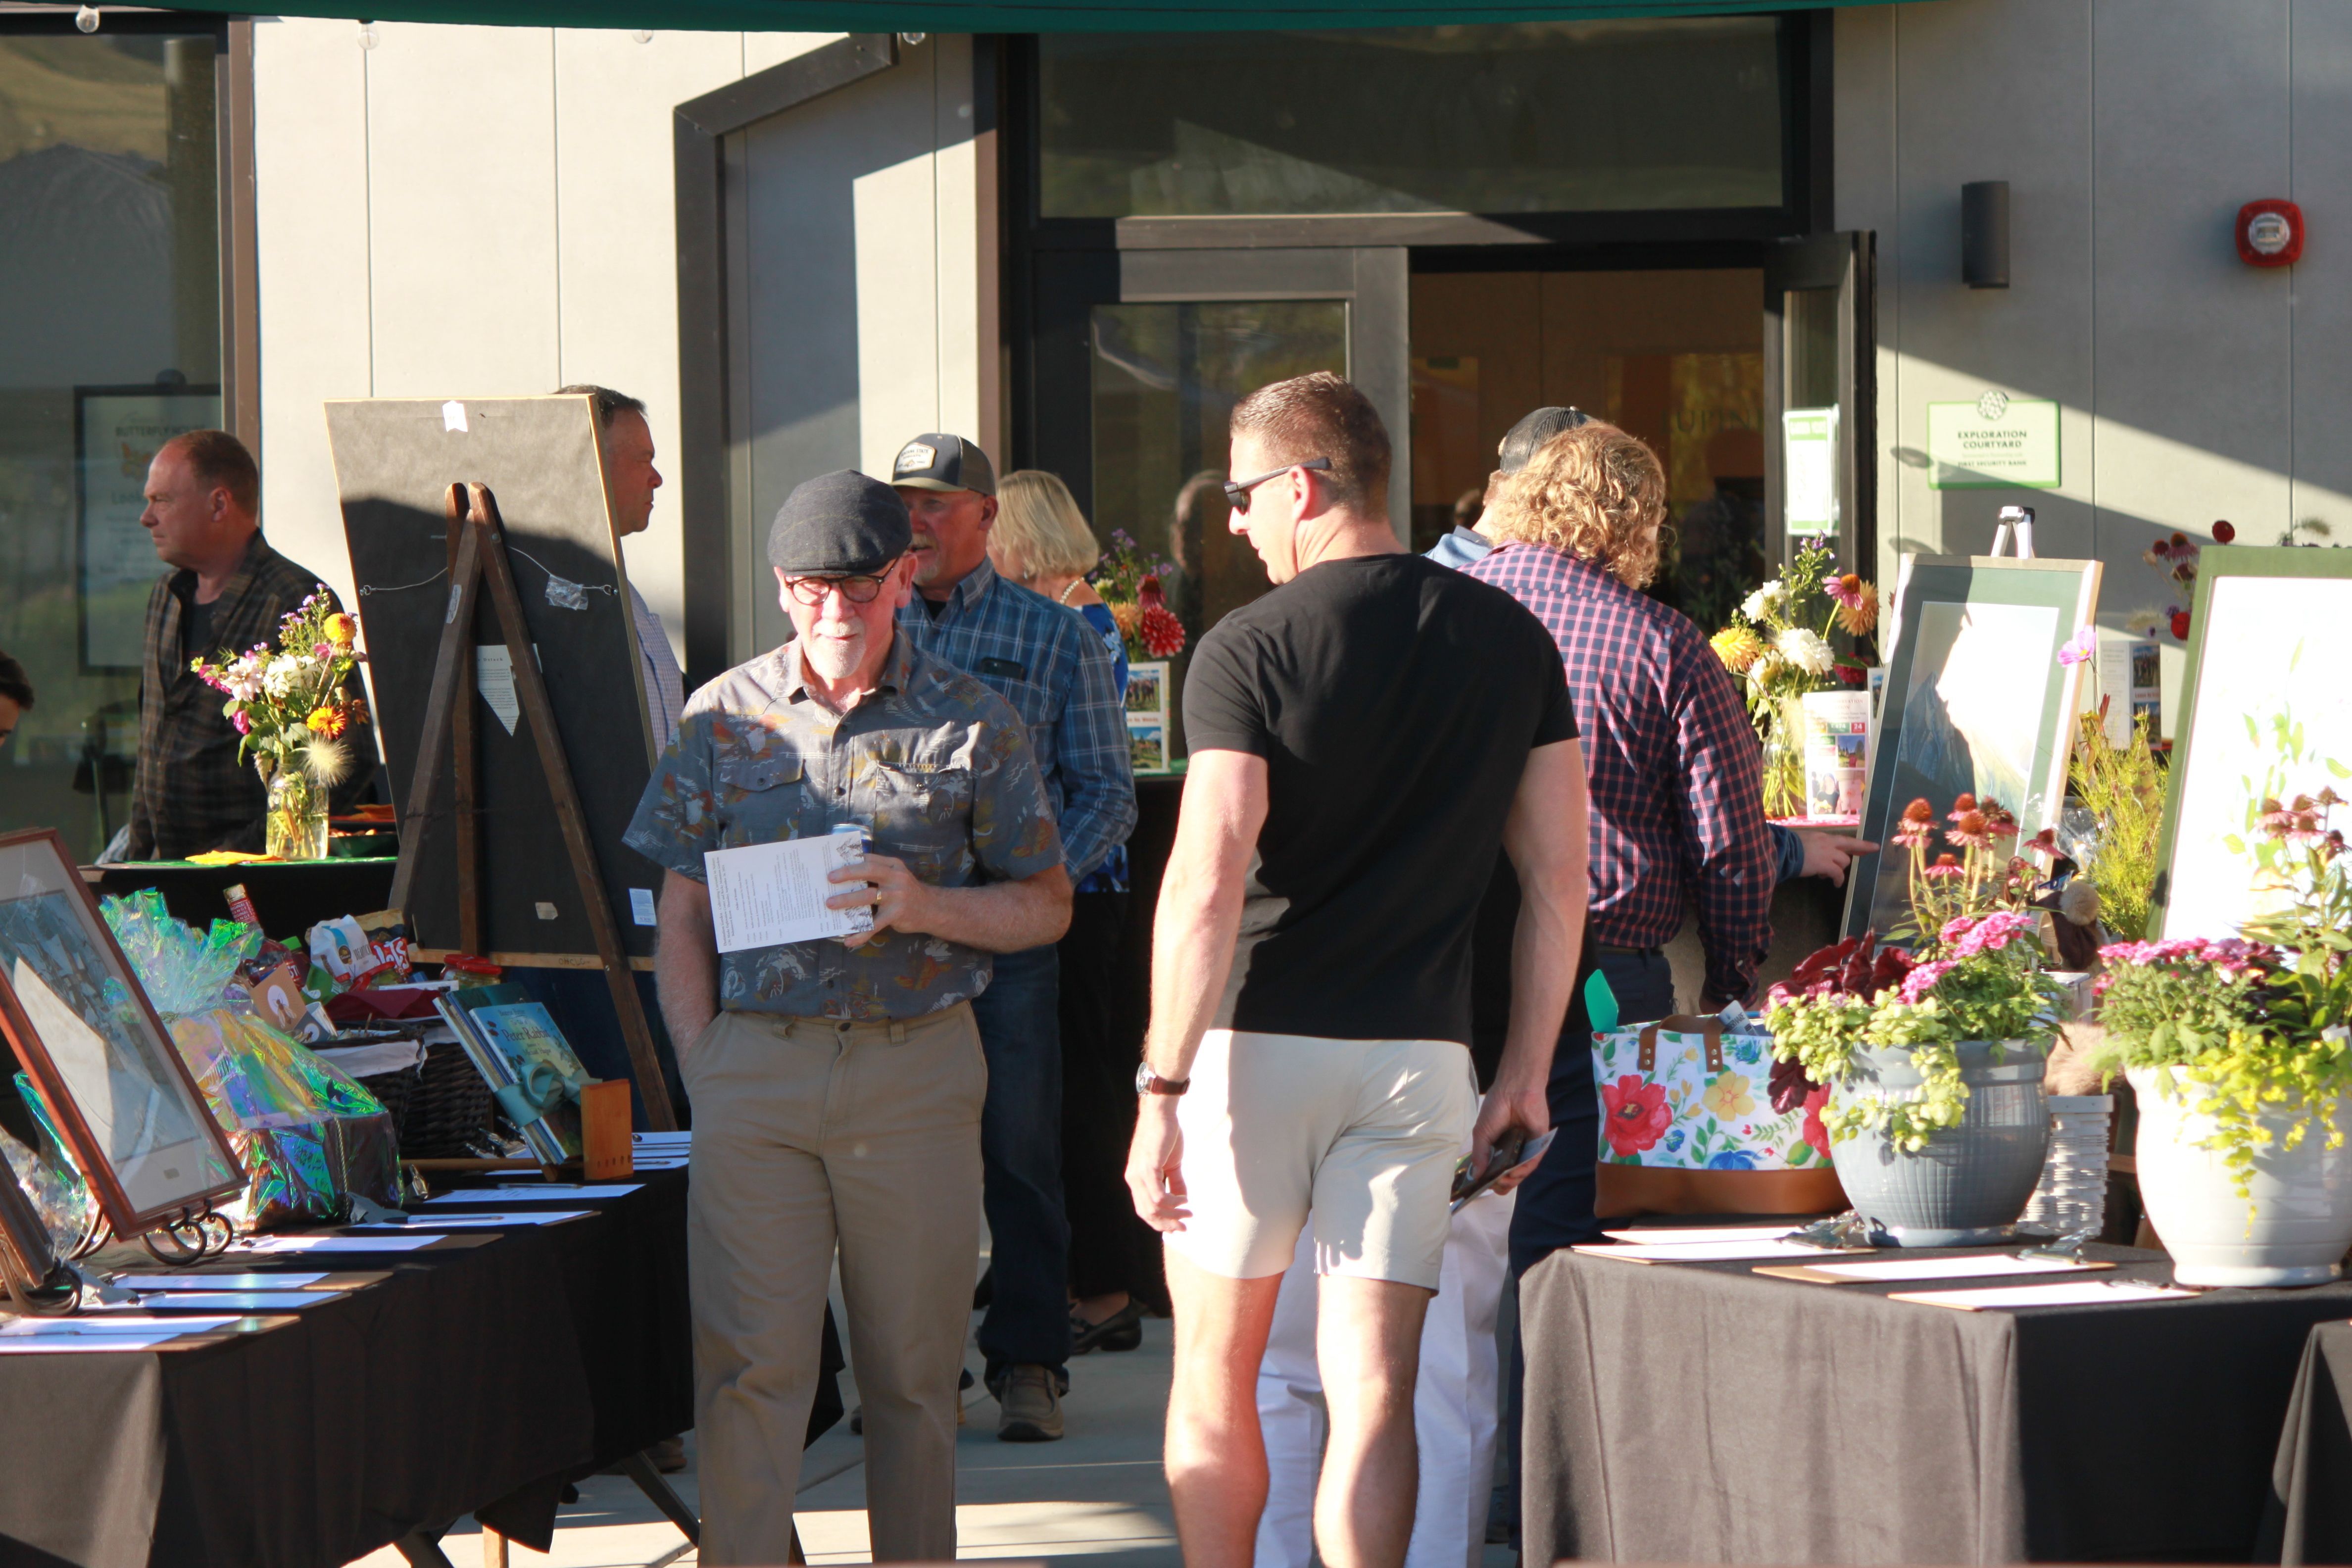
[1135,1062,1154,1094]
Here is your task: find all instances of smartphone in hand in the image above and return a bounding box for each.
[1449,1127,1558,1213]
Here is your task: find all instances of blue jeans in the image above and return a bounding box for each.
[1506,948,1676,1278]
[971,943,1071,1377]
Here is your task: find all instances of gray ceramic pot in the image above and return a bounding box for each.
[1830,1039,2051,1247]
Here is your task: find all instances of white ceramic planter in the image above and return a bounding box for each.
[2128,1068,2352,1287]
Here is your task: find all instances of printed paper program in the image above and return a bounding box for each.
[704,825,874,954]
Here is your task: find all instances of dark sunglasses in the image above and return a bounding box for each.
[784,567,895,605]
[1223,457,1332,511]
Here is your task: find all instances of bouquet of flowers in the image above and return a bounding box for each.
[1766,792,2063,1151]
[1091,529,1186,662]
[191,589,368,858]
[1708,539,1877,817]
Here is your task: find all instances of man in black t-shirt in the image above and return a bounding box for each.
[1125,373,1589,1568]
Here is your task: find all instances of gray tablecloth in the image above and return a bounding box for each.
[1521,1242,2352,1564]
[2263,1318,2352,1564]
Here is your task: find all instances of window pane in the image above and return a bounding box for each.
[1040,20,1784,219]
[0,31,220,858]
[1090,300,1346,757]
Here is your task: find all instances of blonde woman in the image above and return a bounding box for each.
[991,470,1129,693]
[987,470,1157,1353]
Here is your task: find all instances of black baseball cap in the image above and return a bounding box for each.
[766,470,912,574]
[890,433,997,497]
[1497,406,1591,474]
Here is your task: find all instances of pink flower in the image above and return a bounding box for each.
[2058,628,2094,666]
[1898,960,1955,1003]
[232,711,251,735]
[1951,910,2037,957]
[313,642,334,660]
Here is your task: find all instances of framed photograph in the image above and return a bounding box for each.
[0,830,243,1235]
[74,386,222,672]
[1128,719,1169,776]
[2149,547,2352,940]
[1842,555,2102,939]
[1125,660,1169,723]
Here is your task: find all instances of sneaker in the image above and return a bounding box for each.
[992,1363,1065,1442]
[1069,1300,1144,1355]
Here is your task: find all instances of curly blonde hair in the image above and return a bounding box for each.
[1486,422,1666,589]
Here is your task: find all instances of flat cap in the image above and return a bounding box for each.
[890,433,996,496]
[1497,406,1591,474]
[766,470,912,575]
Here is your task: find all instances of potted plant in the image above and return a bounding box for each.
[2093,750,2352,1285]
[190,590,368,861]
[1767,795,2063,1244]
[1708,540,1876,819]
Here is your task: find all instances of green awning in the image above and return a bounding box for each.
[164,0,1915,33]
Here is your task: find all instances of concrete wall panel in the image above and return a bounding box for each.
[251,17,373,604]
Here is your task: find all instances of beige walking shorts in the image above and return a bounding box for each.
[1165,1028,1478,1290]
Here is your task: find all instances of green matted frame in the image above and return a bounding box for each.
[1841,554,2102,941]
[2147,545,2352,940]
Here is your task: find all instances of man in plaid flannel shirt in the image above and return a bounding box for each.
[891,432,1136,1443]
[1461,419,1780,1274]
[124,431,370,862]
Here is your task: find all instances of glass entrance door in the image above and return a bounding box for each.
[1764,232,1876,579]
[1026,245,1407,757]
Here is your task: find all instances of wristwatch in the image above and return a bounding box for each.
[1135,1063,1190,1096]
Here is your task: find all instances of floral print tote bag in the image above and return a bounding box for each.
[1589,1015,1831,1173]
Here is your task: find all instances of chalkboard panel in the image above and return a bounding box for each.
[328,396,661,959]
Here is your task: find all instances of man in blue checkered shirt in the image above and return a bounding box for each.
[892,432,1136,1443]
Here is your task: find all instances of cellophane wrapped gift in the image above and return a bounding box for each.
[101,890,398,1230]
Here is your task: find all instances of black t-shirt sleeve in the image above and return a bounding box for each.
[1180,622,1271,757]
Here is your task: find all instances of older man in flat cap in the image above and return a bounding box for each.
[625,469,1072,1566]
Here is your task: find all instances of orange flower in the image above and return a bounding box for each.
[306,705,346,737]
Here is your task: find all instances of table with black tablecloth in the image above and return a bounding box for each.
[90,859,399,939]
[2263,1317,2352,1565]
[0,1170,690,1568]
[1521,1240,2352,1564]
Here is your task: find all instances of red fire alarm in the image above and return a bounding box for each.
[2238,199,2303,267]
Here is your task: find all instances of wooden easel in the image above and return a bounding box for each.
[387,482,678,1131]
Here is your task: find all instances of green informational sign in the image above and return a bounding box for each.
[1782,406,1838,536]
[1926,393,2061,489]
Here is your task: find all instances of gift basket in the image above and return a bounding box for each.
[101,889,400,1229]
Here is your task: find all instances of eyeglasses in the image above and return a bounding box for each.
[783,570,892,606]
[1223,457,1332,511]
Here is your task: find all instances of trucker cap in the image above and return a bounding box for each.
[890,433,997,496]
[1497,406,1592,474]
[766,470,913,575]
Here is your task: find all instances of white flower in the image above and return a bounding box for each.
[1741,580,1787,622]
[1775,627,1834,677]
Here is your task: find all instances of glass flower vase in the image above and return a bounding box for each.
[263,765,329,861]
[1759,694,1808,820]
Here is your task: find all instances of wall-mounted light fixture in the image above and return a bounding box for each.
[2237,200,2303,267]
[1963,181,2010,289]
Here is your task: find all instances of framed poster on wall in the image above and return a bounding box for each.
[75,386,222,672]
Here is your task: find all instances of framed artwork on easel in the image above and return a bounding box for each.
[1841,554,2102,940]
[0,830,243,1237]
[2148,546,2352,940]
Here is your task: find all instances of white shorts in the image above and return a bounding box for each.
[1166,1028,1478,1290]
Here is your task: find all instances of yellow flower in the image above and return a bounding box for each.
[306,705,345,737]
[1108,600,1141,638]
[324,613,357,648]
[1702,1071,1755,1120]
[1711,625,1765,674]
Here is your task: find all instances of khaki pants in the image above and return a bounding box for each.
[684,1004,985,1565]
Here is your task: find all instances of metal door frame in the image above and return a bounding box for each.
[1764,231,1878,583]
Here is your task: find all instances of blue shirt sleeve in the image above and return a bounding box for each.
[1078,601,1130,696]
[1770,822,1806,884]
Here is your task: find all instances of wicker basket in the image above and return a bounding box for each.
[388,1040,499,1159]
